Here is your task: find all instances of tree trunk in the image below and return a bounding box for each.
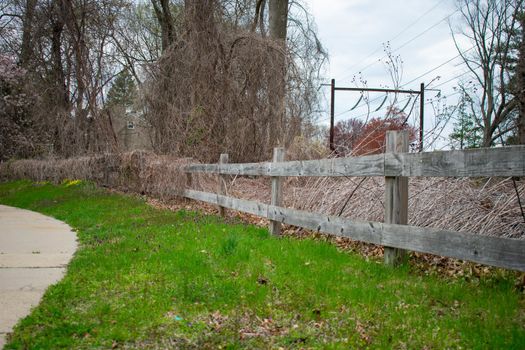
[151,0,175,52]
[268,0,289,148]
[19,0,37,68]
[269,0,288,40]
[50,0,68,154]
[517,13,525,144]
[50,0,67,109]
[252,0,267,34]
[454,0,521,147]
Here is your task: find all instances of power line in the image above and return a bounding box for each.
[318,69,465,124]
[320,85,463,125]
[319,84,422,123]
[401,47,473,87]
[401,23,506,89]
[325,93,416,123]
[337,1,444,80]
[430,70,471,89]
[339,6,460,84]
[393,10,458,53]
[389,2,444,43]
[320,41,477,125]
[330,94,387,120]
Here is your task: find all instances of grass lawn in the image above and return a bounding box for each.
[0,180,524,349]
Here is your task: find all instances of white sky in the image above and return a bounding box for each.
[306,0,470,149]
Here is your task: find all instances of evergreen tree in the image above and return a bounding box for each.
[107,70,136,107]
[450,93,483,149]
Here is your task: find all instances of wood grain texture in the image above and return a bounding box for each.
[390,146,525,177]
[384,131,409,266]
[185,146,525,178]
[186,154,385,177]
[184,189,525,271]
[217,154,229,217]
[270,148,285,236]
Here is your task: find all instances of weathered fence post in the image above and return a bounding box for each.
[217,153,229,217]
[384,130,409,266]
[269,147,285,236]
[185,169,192,201]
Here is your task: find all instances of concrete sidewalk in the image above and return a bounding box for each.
[0,205,77,348]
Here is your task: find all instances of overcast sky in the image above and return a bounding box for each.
[305,0,468,149]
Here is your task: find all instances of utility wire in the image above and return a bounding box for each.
[339,6,461,84]
[321,5,470,123]
[430,70,471,89]
[321,43,475,124]
[393,10,458,53]
[401,50,470,87]
[338,1,443,80]
[319,90,416,123]
[319,81,462,124]
[402,28,505,89]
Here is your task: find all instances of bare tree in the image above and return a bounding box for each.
[452,0,523,147]
[1,0,325,161]
[19,0,37,67]
[269,0,288,40]
[267,0,289,147]
[516,10,525,144]
[0,0,128,157]
[112,1,164,84]
[143,0,325,162]
[151,0,176,52]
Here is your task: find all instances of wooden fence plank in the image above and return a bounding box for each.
[186,154,385,177]
[184,189,525,271]
[185,145,525,178]
[395,146,525,177]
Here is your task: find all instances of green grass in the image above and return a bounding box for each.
[1,180,524,349]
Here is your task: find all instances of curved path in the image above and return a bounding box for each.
[0,205,77,348]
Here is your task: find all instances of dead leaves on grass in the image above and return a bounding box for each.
[145,196,524,289]
[238,315,288,340]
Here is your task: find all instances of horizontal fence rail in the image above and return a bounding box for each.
[185,145,525,178]
[185,190,525,271]
[183,134,525,272]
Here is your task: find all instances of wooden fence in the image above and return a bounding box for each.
[183,131,525,272]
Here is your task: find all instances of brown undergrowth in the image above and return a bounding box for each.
[146,195,525,285]
[1,152,524,283]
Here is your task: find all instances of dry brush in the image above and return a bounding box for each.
[1,153,523,239]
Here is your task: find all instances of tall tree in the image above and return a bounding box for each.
[112,1,164,85]
[269,0,288,40]
[332,119,364,156]
[450,91,484,149]
[49,0,68,111]
[151,0,176,52]
[19,0,37,67]
[516,10,525,144]
[452,0,523,147]
[267,0,289,147]
[0,0,129,157]
[107,70,136,107]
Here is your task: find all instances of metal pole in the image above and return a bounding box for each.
[419,82,425,152]
[334,86,420,94]
[330,79,335,151]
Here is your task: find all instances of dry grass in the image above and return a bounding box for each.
[0,152,195,199]
[1,153,523,240]
[283,176,525,239]
[142,1,326,163]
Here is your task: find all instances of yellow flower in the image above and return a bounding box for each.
[64,179,82,187]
